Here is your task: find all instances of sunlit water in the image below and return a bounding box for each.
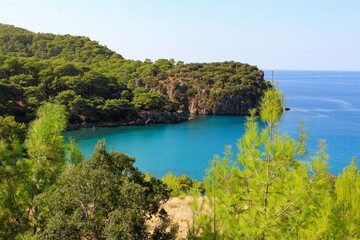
[63,70,360,180]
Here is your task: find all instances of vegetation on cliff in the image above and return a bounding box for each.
[0,24,270,125]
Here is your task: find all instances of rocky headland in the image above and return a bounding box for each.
[0,24,271,130]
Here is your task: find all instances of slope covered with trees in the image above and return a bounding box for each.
[0,24,121,63]
[0,24,270,127]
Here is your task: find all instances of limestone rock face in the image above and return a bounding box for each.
[138,111,188,125]
[136,70,269,116]
[214,95,258,115]
[183,93,262,115]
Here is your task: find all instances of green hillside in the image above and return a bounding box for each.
[0,23,122,63]
[0,24,270,126]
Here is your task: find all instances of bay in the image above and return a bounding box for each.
[63,70,360,180]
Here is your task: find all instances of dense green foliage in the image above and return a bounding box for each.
[0,102,177,239]
[0,115,26,143]
[34,140,177,239]
[0,103,68,237]
[0,24,269,125]
[0,24,122,63]
[188,89,360,239]
[0,55,139,123]
[161,172,204,198]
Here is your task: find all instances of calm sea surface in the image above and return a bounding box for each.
[63,70,360,180]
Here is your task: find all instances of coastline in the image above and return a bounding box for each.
[66,111,190,131]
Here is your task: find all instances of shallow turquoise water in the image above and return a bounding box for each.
[63,70,360,180]
[64,115,249,180]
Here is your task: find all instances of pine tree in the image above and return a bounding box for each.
[24,103,68,233]
[0,103,69,238]
[190,87,332,239]
[327,157,360,238]
[0,136,25,237]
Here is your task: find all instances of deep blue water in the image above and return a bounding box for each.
[63,70,360,180]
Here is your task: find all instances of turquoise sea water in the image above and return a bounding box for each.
[63,70,360,180]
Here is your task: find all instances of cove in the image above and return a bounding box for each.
[63,70,360,180]
[63,115,248,180]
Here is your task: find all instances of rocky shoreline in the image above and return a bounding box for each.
[66,111,189,131]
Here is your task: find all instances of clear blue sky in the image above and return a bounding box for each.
[0,0,359,71]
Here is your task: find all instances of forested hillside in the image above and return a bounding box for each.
[0,24,121,63]
[0,24,270,127]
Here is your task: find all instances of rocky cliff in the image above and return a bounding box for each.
[134,63,269,116]
[67,111,188,130]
